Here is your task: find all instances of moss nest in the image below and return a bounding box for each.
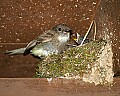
[35,40,114,85]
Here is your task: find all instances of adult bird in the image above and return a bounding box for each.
[5,24,74,58]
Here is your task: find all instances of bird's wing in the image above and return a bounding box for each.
[37,30,54,43]
[23,30,54,55]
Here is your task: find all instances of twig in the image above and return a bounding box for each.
[80,20,94,46]
[93,20,97,41]
[67,44,77,47]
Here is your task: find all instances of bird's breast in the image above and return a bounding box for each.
[58,33,70,43]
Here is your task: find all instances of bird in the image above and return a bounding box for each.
[5,24,75,58]
[74,33,90,45]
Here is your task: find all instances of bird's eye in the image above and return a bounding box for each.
[58,28,61,31]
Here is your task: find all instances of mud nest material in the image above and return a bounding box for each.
[35,40,114,85]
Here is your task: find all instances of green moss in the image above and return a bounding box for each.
[35,40,107,78]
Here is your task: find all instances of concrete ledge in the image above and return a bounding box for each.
[0,78,120,96]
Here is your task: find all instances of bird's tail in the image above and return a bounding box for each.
[5,48,26,55]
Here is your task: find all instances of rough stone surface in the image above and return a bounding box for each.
[83,43,114,85]
[0,78,120,96]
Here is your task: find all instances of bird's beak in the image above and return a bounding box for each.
[65,30,72,33]
[70,33,77,41]
[73,38,77,41]
[73,32,80,42]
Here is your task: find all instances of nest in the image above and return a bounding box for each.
[35,40,114,86]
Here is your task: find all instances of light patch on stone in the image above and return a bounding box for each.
[82,43,114,85]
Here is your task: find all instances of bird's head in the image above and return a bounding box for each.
[52,24,72,34]
[52,24,72,43]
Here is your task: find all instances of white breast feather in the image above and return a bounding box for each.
[58,33,70,43]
